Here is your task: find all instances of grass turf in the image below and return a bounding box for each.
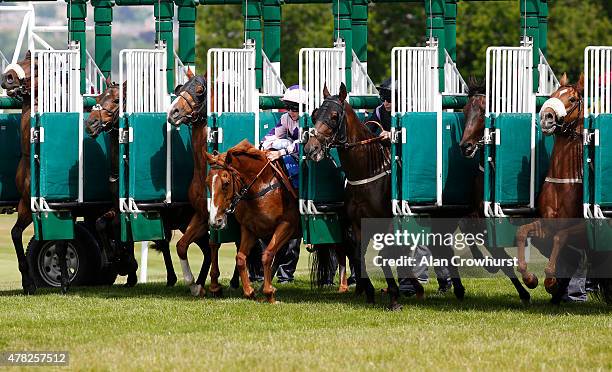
[0,215,610,370]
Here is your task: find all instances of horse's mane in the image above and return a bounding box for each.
[226,139,268,164]
[467,76,485,97]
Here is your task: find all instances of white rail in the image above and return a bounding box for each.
[206,47,258,115]
[585,46,612,117]
[85,49,105,96]
[0,51,9,97]
[537,50,559,96]
[391,46,440,114]
[443,50,468,95]
[174,50,190,86]
[119,47,168,115]
[351,50,377,96]
[262,50,286,96]
[298,45,345,115]
[485,46,534,115]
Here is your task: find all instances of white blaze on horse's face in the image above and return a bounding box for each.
[208,174,227,229]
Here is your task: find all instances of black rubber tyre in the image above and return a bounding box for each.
[25,223,101,287]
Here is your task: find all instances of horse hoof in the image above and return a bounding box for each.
[520,294,531,306]
[354,285,364,297]
[209,287,223,298]
[22,281,37,295]
[244,290,256,300]
[166,275,177,287]
[523,273,539,289]
[415,289,425,301]
[387,303,403,311]
[544,277,559,295]
[454,286,466,301]
[229,279,240,289]
[380,287,389,294]
[338,285,349,293]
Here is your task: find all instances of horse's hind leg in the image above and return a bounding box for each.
[12,199,35,294]
[544,223,585,296]
[351,224,375,304]
[125,242,138,288]
[336,245,349,293]
[153,238,177,287]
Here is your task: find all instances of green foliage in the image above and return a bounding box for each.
[195,0,612,88]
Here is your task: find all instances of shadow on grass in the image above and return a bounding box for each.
[0,279,610,315]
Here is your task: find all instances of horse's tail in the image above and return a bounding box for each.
[309,245,334,289]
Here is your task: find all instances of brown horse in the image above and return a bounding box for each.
[303,83,427,310]
[459,77,532,304]
[205,140,300,303]
[85,76,212,291]
[166,71,229,296]
[514,73,588,303]
[0,51,70,294]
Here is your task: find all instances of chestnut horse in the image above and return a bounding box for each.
[0,51,69,294]
[459,77,532,304]
[513,73,589,304]
[85,76,212,292]
[303,84,431,310]
[206,140,300,303]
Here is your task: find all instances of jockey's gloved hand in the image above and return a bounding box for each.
[266,150,283,161]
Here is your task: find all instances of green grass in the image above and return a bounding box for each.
[0,215,611,370]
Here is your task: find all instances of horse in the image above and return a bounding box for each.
[459,77,532,304]
[303,83,435,310]
[205,140,300,303]
[85,75,212,292]
[511,73,591,304]
[0,51,70,294]
[166,71,241,297]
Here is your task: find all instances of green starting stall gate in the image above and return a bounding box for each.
[584,46,612,251]
[118,45,174,242]
[298,43,348,244]
[390,40,476,224]
[206,45,259,243]
[29,44,108,240]
[483,42,558,246]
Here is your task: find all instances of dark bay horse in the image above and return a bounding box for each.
[303,83,429,310]
[459,77,531,304]
[85,76,212,292]
[1,51,70,294]
[206,140,300,303]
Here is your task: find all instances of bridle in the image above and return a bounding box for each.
[551,87,583,140]
[174,76,207,124]
[464,93,487,153]
[90,91,121,133]
[308,96,385,154]
[210,159,273,215]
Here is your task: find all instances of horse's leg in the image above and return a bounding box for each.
[176,214,207,297]
[487,247,531,304]
[193,234,212,286]
[56,240,70,294]
[125,241,138,287]
[351,223,375,304]
[516,221,541,289]
[336,245,348,293]
[544,223,585,296]
[95,209,117,264]
[379,244,402,310]
[12,199,36,294]
[236,227,256,299]
[208,241,222,296]
[261,222,293,304]
[153,238,177,287]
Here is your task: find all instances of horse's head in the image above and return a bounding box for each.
[167,69,207,127]
[1,50,35,98]
[85,76,124,138]
[540,73,584,136]
[205,151,239,229]
[304,83,348,162]
[459,76,486,158]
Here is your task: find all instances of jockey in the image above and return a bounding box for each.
[366,78,392,140]
[261,85,307,162]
